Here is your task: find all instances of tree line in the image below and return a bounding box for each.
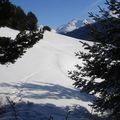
[0,0,38,31]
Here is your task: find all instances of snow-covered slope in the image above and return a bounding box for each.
[0,27,19,39]
[0,27,94,119]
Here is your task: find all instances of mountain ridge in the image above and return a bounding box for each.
[56,19,94,34]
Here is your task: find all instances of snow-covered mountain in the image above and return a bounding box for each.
[83,19,94,24]
[56,19,94,34]
[0,27,94,120]
[65,20,103,40]
[56,19,83,33]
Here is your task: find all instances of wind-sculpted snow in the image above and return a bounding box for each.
[0,28,94,119]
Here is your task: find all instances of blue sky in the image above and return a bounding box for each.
[11,0,105,29]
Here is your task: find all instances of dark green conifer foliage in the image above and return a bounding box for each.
[0,0,43,64]
[9,6,27,31]
[27,12,38,31]
[0,31,43,65]
[0,0,38,31]
[43,26,51,32]
[0,0,12,26]
[69,0,120,119]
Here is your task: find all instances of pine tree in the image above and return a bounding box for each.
[0,0,12,26]
[43,26,51,32]
[0,0,38,31]
[27,12,38,31]
[0,31,43,65]
[69,0,120,119]
[10,6,27,31]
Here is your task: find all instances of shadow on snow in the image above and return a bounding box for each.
[0,82,94,102]
[0,102,103,120]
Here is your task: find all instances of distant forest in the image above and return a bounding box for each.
[0,0,38,31]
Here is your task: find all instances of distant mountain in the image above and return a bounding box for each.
[56,19,94,34]
[65,25,91,40]
[56,19,83,34]
[83,19,94,25]
[65,21,103,41]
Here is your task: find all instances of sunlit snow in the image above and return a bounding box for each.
[0,27,94,120]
